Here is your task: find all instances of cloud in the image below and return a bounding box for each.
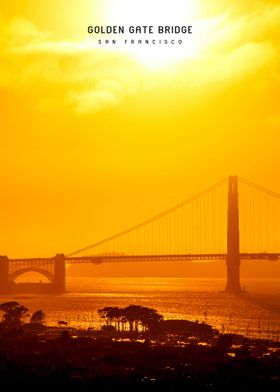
[4,16,51,47]
[207,4,280,52]
[199,41,277,84]
[0,16,139,113]
[180,4,280,87]
[0,4,280,114]
[65,80,124,114]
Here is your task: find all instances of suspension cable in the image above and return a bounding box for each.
[239,177,280,200]
[66,177,228,256]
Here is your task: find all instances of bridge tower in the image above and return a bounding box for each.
[0,256,10,293]
[54,253,66,293]
[226,175,242,293]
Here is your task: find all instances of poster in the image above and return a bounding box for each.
[0,1,280,389]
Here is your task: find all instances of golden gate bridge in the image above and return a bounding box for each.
[1,175,280,294]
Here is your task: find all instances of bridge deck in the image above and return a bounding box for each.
[8,253,280,264]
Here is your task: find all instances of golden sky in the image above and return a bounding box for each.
[1,0,280,259]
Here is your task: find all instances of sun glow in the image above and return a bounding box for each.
[98,0,202,69]
[103,0,199,26]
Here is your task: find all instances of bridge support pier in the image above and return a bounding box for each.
[54,254,66,293]
[0,256,11,294]
[226,176,242,294]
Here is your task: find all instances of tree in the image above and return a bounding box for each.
[110,307,124,332]
[30,310,45,324]
[97,307,123,331]
[97,305,164,334]
[124,305,143,332]
[98,307,117,326]
[123,305,163,333]
[0,301,29,329]
[139,308,163,332]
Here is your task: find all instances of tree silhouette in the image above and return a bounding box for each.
[30,310,45,324]
[98,307,117,327]
[110,307,123,332]
[124,305,143,332]
[97,305,163,333]
[139,307,163,331]
[0,301,28,329]
[97,307,123,331]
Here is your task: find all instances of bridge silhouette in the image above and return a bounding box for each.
[1,175,280,294]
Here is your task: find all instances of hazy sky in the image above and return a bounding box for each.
[1,0,280,259]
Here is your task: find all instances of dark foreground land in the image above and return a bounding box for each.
[0,326,279,391]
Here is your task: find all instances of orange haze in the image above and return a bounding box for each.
[0,1,280,278]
